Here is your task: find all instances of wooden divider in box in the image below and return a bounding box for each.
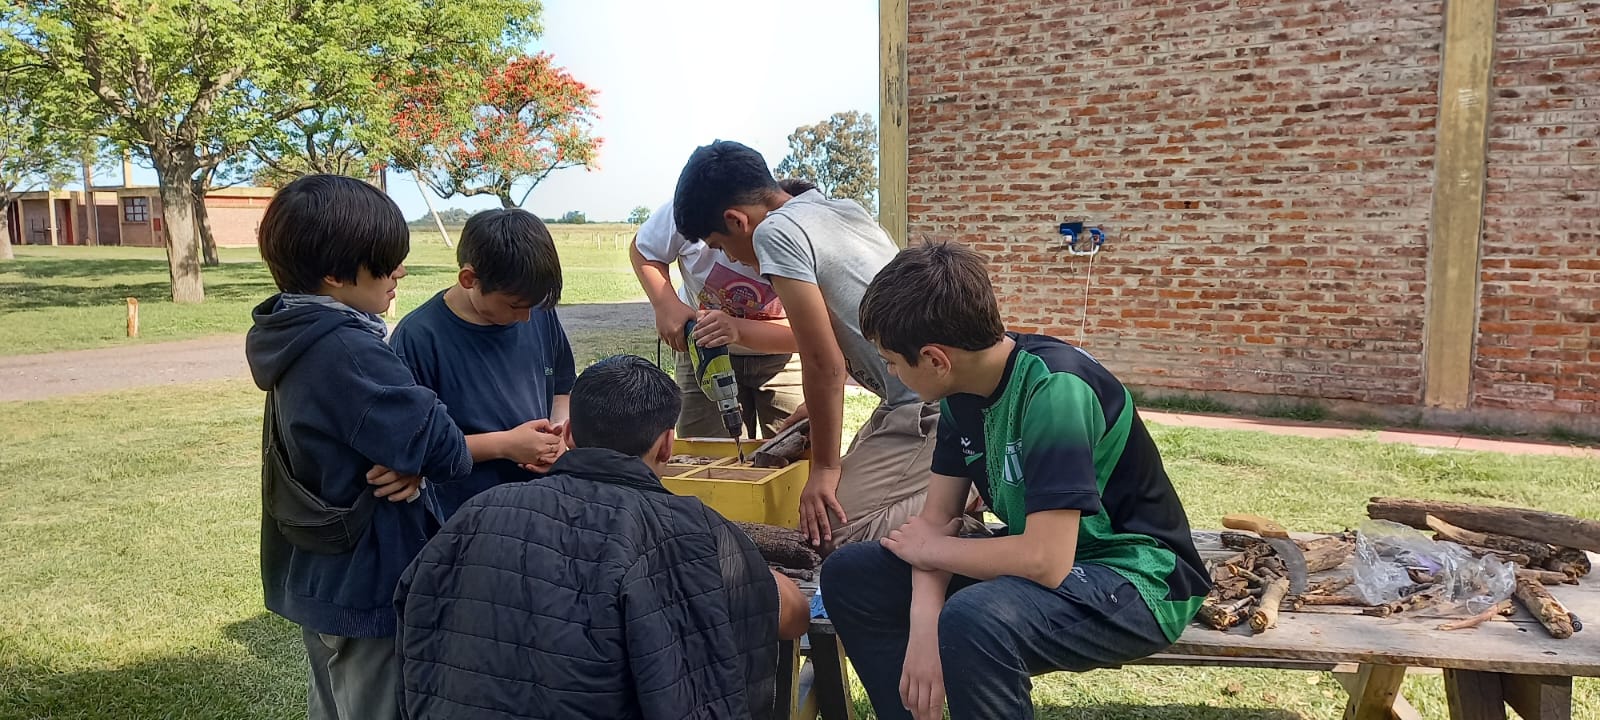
[661,438,809,528]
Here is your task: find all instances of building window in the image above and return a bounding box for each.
[123,197,149,222]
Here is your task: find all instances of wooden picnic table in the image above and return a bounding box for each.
[784,532,1600,720]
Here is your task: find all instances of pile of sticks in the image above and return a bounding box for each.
[1196,531,1355,634]
[1368,497,1593,639]
[1198,498,1593,639]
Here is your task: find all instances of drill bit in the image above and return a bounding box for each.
[734,437,745,464]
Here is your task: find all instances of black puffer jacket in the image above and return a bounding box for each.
[395,448,779,720]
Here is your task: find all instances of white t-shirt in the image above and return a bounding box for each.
[634,201,786,323]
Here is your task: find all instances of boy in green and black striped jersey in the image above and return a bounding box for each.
[820,241,1210,720]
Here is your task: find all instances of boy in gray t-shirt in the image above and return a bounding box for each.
[673,140,948,549]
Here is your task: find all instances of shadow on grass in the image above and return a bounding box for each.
[849,698,1304,720]
[1032,705,1302,720]
[0,279,272,311]
[844,697,1305,720]
[0,614,303,720]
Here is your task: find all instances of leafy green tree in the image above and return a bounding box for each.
[386,53,600,209]
[627,205,651,225]
[775,111,879,214]
[3,0,540,301]
[557,210,587,224]
[0,47,78,261]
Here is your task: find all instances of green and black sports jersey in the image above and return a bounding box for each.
[931,333,1210,641]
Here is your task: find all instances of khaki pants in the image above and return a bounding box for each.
[675,352,804,440]
[828,402,934,546]
[828,401,987,548]
[304,628,399,720]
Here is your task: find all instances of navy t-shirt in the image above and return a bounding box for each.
[391,290,577,518]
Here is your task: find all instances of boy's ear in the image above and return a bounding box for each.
[722,208,749,236]
[561,420,576,449]
[458,265,478,290]
[321,274,348,289]
[653,429,677,463]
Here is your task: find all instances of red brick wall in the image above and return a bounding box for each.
[205,205,266,247]
[906,1,1595,423]
[1477,0,1600,417]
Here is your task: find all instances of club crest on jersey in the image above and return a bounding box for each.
[1000,440,1024,486]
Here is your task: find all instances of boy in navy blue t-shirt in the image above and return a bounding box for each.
[390,209,576,519]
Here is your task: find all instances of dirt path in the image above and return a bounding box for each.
[0,301,653,402]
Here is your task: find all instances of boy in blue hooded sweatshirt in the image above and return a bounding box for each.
[246,175,488,720]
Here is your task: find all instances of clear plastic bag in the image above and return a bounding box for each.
[1351,519,1515,613]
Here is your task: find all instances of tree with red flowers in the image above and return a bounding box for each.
[387,54,600,209]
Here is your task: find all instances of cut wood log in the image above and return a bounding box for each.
[1302,537,1353,573]
[1249,577,1291,633]
[1363,587,1440,618]
[1458,544,1531,567]
[1546,546,1591,579]
[1368,497,1600,553]
[1423,514,1554,564]
[1437,600,1513,631]
[1220,531,1267,551]
[735,522,821,570]
[1197,596,1254,630]
[1516,568,1577,585]
[1307,577,1354,596]
[748,419,809,468]
[1512,577,1574,639]
[1297,594,1371,607]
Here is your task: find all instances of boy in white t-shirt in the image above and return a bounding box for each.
[626,179,814,439]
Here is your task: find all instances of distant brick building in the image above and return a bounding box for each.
[881,0,1599,433]
[6,185,275,249]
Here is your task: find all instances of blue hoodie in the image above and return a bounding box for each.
[246,294,473,638]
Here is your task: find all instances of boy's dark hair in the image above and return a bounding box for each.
[673,140,779,242]
[458,209,563,308]
[258,175,409,294]
[778,177,818,196]
[859,241,1005,366]
[569,355,682,457]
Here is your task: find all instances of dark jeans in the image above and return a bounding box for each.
[822,542,1172,720]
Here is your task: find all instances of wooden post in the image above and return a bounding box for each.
[82,159,100,246]
[126,297,139,338]
[879,0,909,247]
[46,194,59,246]
[1343,664,1409,720]
[1422,0,1496,409]
[1502,674,1573,720]
[1443,669,1508,720]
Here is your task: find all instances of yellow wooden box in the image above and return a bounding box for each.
[661,438,808,527]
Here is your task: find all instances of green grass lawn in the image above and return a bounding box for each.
[0,224,645,356]
[1,378,1594,719]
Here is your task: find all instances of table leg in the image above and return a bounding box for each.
[1334,670,1422,720]
[1443,669,1507,720]
[1501,674,1572,720]
[808,633,856,720]
[1343,664,1408,720]
[777,638,801,718]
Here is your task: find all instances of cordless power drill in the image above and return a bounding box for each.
[684,320,746,462]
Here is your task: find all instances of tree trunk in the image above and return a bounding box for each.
[497,190,516,209]
[153,164,206,303]
[193,179,220,267]
[0,197,14,261]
